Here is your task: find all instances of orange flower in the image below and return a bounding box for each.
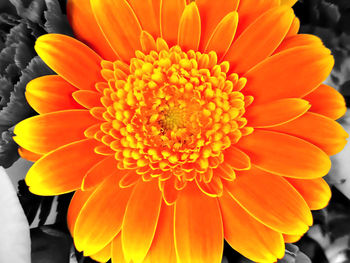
[14,0,348,262]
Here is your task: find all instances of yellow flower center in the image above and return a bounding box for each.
[91,42,253,196]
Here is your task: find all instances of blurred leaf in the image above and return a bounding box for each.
[0,167,30,263]
[38,196,54,226]
[9,0,46,24]
[279,244,312,263]
[18,179,42,225]
[31,225,71,263]
[44,0,73,36]
[0,130,19,168]
[296,236,329,263]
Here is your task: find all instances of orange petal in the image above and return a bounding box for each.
[90,243,111,263]
[225,6,294,75]
[35,34,104,90]
[122,180,162,263]
[243,46,334,104]
[174,183,223,263]
[140,31,157,54]
[14,110,98,154]
[285,17,300,37]
[236,130,331,178]
[268,112,348,156]
[67,189,93,235]
[225,167,312,235]
[283,234,303,243]
[74,174,133,255]
[178,2,201,51]
[162,177,179,205]
[244,98,311,128]
[160,0,186,47]
[26,75,82,114]
[273,34,323,54]
[91,0,142,62]
[25,139,104,195]
[219,191,284,262]
[72,90,102,109]
[303,84,347,120]
[236,0,280,38]
[66,0,117,60]
[82,155,119,190]
[143,203,177,263]
[285,177,331,210]
[223,146,251,170]
[127,0,161,37]
[216,163,236,181]
[197,0,239,51]
[111,233,127,263]
[280,0,298,6]
[204,12,238,60]
[18,148,42,162]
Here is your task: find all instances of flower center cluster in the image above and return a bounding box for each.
[91,44,253,192]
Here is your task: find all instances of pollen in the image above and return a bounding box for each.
[88,40,253,198]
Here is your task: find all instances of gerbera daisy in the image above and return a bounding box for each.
[14,0,348,262]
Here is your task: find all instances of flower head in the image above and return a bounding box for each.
[14,0,348,262]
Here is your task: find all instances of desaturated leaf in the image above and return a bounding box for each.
[31,226,71,263]
[44,0,74,36]
[0,167,30,263]
[330,110,350,199]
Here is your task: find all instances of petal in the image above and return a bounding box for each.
[143,203,177,263]
[35,34,104,91]
[26,75,82,114]
[236,0,280,38]
[127,0,161,37]
[160,0,186,47]
[111,233,127,263]
[14,110,98,154]
[225,167,313,235]
[280,0,298,6]
[243,46,334,104]
[140,31,157,54]
[219,191,284,262]
[273,34,323,54]
[178,2,201,51]
[174,183,223,263]
[244,98,311,128]
[204,12,238,60]
[82,155,119,190]
[268,112,348,156]
[25,139,104,195]
[74,174,133,255]
[285,17,300,37]
[236,130,331,178]
[223,146,251,170]
[67,0,117,60]
[18,148,42,162]
[197,0,239,51]
[283,234,303,243]
[285,178,331,210]
[225,6,294,75]
[122,180,162,263]
[67,189,93,235]
[91,0,142,62]
[72,90,102,109]
[90,243,112,263]
[162,177,179,205]
[303,84,347,120]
